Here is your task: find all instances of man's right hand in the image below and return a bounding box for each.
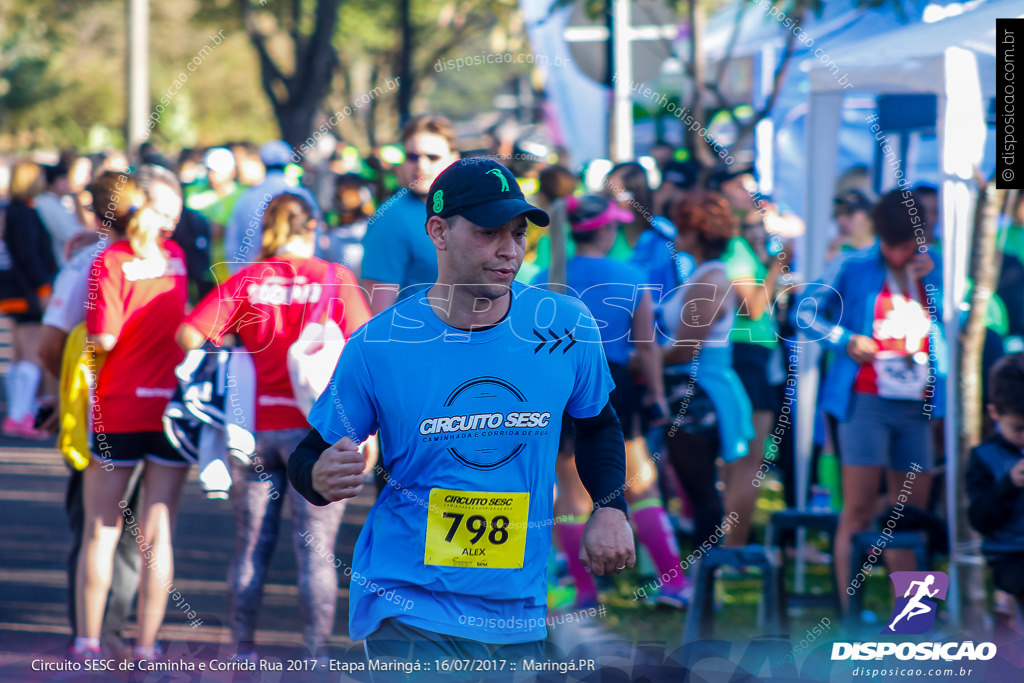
[311,437,366,502]
[846,334,878,364]
[1009,459,1024,488]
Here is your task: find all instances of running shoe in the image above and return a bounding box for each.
[656,582,694,609]
[2,414,49,440]
[133,643,164,662]
[68,644,101,663]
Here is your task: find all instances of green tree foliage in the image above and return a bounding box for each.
[329,0,524,147]
[1,0,278,151]
[0,0,113,149]
[195,0,524,150]
[3,0,539,153]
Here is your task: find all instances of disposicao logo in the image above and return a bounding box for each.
[831,571,996,662]
[883,571,947,635]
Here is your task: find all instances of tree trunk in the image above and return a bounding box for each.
[276,102,319,151]
[397,0,413,128]
[957,179,1003,628]
[686,0,716,169]
[244,0,342,152]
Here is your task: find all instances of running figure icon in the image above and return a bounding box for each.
[887,574,940,631]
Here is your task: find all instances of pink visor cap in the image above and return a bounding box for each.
[566,194,634,232]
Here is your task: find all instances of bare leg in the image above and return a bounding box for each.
[722,409,773,547]
[835,465,885,610]
[884,469,933,573]
[622,437,657,503]
[134,461,189,649]
[554,452,591,520]
[76,462,134,640]
[554,450,597,605]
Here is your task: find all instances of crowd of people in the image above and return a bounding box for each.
[2,111,1024,672]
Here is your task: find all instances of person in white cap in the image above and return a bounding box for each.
[186,148,244,225]
[223,140,320,274]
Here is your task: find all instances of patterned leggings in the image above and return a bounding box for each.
[228,428,347,657]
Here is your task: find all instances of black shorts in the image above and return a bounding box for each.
[559,360,637,453]
[732,342,781,413]
[7,311,43,324]
[92,431,190,468]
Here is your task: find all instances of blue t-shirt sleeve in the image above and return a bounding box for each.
[361,204,408,285]
[565,303,615,419]
[307,336,379,443]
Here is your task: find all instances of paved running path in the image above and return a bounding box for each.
[0,438,373,681]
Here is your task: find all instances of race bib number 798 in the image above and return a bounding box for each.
[424,489,529,569]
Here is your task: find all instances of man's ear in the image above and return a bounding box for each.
[426,215,449,250]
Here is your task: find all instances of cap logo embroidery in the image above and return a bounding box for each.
[432,190,444,213]
[486,168,510,192]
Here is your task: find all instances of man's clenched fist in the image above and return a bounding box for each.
[311,437,365,503]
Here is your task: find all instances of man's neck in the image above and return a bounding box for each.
[426,282,512,331]
[852,233,875,249]
[574,244,608,258]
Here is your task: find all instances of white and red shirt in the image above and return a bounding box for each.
[87,239,188,432]
[185,255,371,431]
[853,273,931,399]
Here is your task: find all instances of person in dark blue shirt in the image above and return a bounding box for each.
[967,352,1024,617]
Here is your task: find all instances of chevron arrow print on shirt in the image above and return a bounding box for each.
[532,328,577,354]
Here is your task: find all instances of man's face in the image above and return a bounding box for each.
[603,171,634,210]
[880,239,918,269]
[989,406,1024,451]
[400,133,455,194]
[722,175,756,210]
[144,183,183,236]
[836,207,870,239]
[919,194,938,233]
[443,215,527,301]
[207,167,234,187]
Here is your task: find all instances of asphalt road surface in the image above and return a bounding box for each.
[0,435,373,682]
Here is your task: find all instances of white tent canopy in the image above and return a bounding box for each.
[800,0,1022,628]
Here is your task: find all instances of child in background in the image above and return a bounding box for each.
[966,352,1024,619]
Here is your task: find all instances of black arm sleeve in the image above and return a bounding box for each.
[965,448,1020,535]
[287,428,333,507]
[573,401,628,517]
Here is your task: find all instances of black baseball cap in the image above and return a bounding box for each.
[708,165,755,192]
[426,158,550,228]
[661,160,700,189]
[833,189,873,214]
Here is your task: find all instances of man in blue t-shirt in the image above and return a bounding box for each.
[360,115,460,314]
[289,159,634,670]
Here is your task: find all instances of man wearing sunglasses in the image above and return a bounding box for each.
[361,115,460,314]
[827,189,875,262]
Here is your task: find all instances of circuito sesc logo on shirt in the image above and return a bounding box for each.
[418,376,551,470]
